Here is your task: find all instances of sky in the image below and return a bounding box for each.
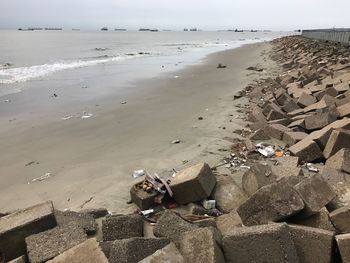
[0,0,349,31]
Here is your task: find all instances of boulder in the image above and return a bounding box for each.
[264,124,292,140]
[337,102,350,118]
[179,227,225,263]
[289,139,324,162]
[80,208,109,219]
[271,166,304,180]
[283,131,308,146]
[55,210,97,235]
[212,175,247,213]
[249,128,270,140]
[282,99,301,113]
[288,224,334,263]
[216,211,242,237]
[25,222,87,263]
[294,175,336,218]
[290,207,335,232]
[242,163,277,196]
[153,210,198,245]
[329,205,350,233]
[109,237,169,263]
[323,129,350,159]
[47,238,108,263]
[304,112,337,131]
[170,163,216,204]
[335,233,350,262]
[193,218,217,228]
[222,223,299,263]
[0,201,57,261]
[325,148,350,174]
[139,243,185,263]
[297,92,317,108]
[102,214,143,241]
[237,181,305,226]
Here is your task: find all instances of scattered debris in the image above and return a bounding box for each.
[30,172,52,183]
[217,63,227,69]
[171,139,181,144]
[81,112,93,119]
[132,169,145,178]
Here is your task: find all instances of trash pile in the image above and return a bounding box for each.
[2,36,350,262]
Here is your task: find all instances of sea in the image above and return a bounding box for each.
[0,30,291,97]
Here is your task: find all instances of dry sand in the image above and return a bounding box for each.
[0,42,279,213]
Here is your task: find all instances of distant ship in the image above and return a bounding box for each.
[101,27,108,31]
[139,28,150,31]
[184,28,189,31]
[150,29,159,32]
[45,28,62,31]
[234,29,244,32]
[190,28,198,31]
[250,30,258,32]
[115,28,127,31]
[18,27,43,31]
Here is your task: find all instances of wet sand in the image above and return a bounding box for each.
[0,42,278,213]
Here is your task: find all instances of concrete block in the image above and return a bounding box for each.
[216,211,242,237]
[267,109,286,120]
[55,210,97,235]
[330,205,350,233]
[0,201,57,261]
[153,210,198,245]
[268,118,291,126]
[297,92,317,108]
[249,128,270,140]
[222,223,299,263]
[273,156,299,167]
[290,207,335,232]
[323,129,350,159]
[336,233,350,263]
[282,99,301,113]
[294,175,336,217]
[180,227,225,263]
[80,208,108,219]
[271,166,304,180]
[212,175,247,213]
[193,218,217,228]
[304,112,337,131]
[139,243,185,263]
[25,222,87,263]
[99,241,112,258]
[242,163,277,196]
[47,238,108,263]
[109,237,169,263]
[325,148,350,174]
[170,163,216,204]
[283,131,308,145]
[263,102,284,117]
[289,139,324,162]
[102,214,143,241]
[237,181,304,226]
[289,224,334,263]
[264,124,292,140]
[337,102,350,118]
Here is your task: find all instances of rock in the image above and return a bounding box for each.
[153,210,198,245]
[308,127,335,150]
[102,214,143,241]
[325,148,350,174]
[323,129,350,159]
[80,208,109,218]
[99,241,113,258]
[264,124,292,140]
[242,163,277,196]
[237,181,305,226]
[222,223,299,263]
[55,210,97,235]
[304,112,337,131]
[271,166,304,180]
[130,182,158,210]
[170,163,216,204]
[283,131,308,145]
[297,92,317,108]
[185,203,209,216]
[288,224,334,263]
[109,237,169,263]
[212,175,247,213]
[263,102,284,117]
[193,218,217,228]
[329,205,350,233]
[282,99,301,113]
[139,243,185,263]
[336,233,350,262]
[47,238,108,263]
[337,102,350,118]
[25,222,87,263]
[0,201,57,261]
[180,227,225,263]
[288,119,305,129]
[249,128,270,140]
[294,175,336,218]
[273,156,300,167]
[267,109,286,120]
[216,211,242,237]
[289,139,324,162]
[289,207,335,232]
[268,118,291,126]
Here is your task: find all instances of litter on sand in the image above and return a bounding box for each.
[133,169,146,178]
[61,115,73,120]
[30,172,52,183]
[81,112,93,119]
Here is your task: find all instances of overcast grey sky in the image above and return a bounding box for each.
[0,0,349,30]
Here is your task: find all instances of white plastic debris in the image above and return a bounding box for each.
[81,112,93,119]
[256,143,275,158]
[133,169,145,178]
[171,139,181,144]
[202,199,216,210]
[306,163,319,173]
[61,115,73,120]
[30,172,52,183]
[140,209,154,216]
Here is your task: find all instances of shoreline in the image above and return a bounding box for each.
[0,42,278,213]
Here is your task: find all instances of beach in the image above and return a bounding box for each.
[0,41,278,213]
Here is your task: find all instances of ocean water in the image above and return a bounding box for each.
[0,30,291,97]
